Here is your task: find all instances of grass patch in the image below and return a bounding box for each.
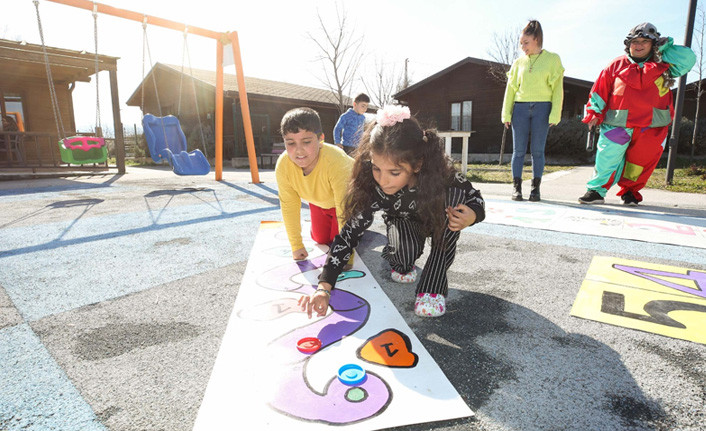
[461,163,572,184]
[462,161,706,194]
[647,161,706,194]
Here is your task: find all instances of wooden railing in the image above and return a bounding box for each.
[437,130,475,175]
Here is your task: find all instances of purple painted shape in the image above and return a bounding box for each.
[257,254,370,364]
[268,288,369,364]
[256,254,327,291]
[270,363,390,424]
[254,251,391,423]
[614,264,706,298]
[274,304,368,362]
[604,127,631,145]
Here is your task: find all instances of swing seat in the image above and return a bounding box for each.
[58,136,108,164]
[142,114,210,176]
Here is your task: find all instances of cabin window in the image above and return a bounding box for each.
[1,94,26,131]
[450,101,472,131]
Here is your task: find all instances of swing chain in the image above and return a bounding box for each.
[140,18,169,157]
[141,17,147,115]
[177,27,188,117]
[141,20,163,117]
[93,2,101,134]
[33,0,67,141]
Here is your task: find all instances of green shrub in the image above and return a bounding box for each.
[687,164,706,176]
[675,117,706,156]
[546,117,592,163]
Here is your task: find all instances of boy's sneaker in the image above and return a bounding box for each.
[578,190,605,204]
[414,293,446,317]
[621,191,639,206]
[391,268,417,283]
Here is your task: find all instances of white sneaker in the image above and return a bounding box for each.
[391,268,417,283]
[414,293,446,317]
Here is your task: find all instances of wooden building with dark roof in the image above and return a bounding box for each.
[126,63,352,162]
[0,38,125,172]
[393,56,593,156]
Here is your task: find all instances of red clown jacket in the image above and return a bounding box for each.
[583,56,673,129]
[583,38,696,129]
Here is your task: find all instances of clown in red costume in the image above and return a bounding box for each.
[578,23,695,205]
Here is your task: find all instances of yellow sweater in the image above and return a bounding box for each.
[501,49,565,125]
[275,143,353,252]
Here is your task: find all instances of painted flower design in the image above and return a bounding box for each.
[414,293,446,317]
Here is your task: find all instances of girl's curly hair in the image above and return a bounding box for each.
[342,116,455,244]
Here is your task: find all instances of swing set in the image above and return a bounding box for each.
[35,0,260,182]
[139,23,211,175]
[34,0,108,166]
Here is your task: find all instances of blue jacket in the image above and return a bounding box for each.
[333,108,365,147]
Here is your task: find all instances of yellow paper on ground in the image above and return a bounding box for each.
[571,256,706,345]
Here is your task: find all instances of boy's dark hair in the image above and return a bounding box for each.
[280,107,323,136]
[522,20,543,48]
[354,93,370,104]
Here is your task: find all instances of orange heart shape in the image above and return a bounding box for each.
[357,329,418,368]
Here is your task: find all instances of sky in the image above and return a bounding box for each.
[4,0,698,134]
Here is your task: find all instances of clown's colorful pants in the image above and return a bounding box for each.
[586,124,668,201]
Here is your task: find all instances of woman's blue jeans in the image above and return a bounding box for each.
[510,101,551,179]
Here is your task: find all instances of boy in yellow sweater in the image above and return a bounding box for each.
[275,107,354,260]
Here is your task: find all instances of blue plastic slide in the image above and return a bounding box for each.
[142,114,210,176]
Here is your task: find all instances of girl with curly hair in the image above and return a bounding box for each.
[298,106,485,318]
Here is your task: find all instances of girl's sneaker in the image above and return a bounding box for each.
[414,293,446,317]
[391,268,417,283]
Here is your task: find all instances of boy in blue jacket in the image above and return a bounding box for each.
[333,93,369,155]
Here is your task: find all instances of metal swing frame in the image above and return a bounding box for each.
[42,0,260,182]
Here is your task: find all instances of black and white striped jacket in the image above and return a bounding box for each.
[319,171,485,287]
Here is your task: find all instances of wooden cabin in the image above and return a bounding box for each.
[393,56,593,155]
[126,63,353,165]
[0,38,125,172]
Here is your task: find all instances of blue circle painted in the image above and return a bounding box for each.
[337,363,366,386]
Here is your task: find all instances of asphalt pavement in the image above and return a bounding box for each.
[0,165,704,431]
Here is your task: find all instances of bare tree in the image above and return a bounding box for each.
[361,58,404,108]
[308,3,365,115]
[486,26,521,84]
[691,4,706,161]
[486,26,521,164]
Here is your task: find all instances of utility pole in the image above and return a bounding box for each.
[666,0,698,184]
[403,58,409,89]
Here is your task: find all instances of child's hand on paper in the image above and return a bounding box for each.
[298,283,332,319]
[292,247,308,260]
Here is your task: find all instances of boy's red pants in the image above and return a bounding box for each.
[309,203,339,245]
[617,125,669,202]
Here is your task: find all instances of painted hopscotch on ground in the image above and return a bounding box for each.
[484,200,706,249]
[194,221,473,430]
[571,256,706,345]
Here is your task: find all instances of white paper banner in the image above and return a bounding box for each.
[484,200,706,249]
[194,221,473,430]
